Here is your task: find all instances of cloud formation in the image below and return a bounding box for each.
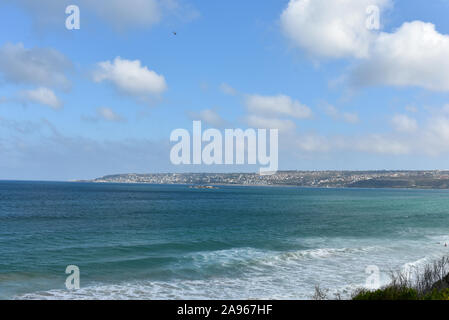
[245,115,296,133]
[220,83,238,96]
[19,87,63,109]
[289,105,449,157]
[281,0,391,59]
[81,107,125,123]
[324,104,359,124]
[93,57,167,101]
[97,107,124,122]
[188,109,227,127]
[245,94,312,119]
[0,118,172,180]
[9,0,198,31]
[352,21,449,91]
[0,43,71,89]
[391,114,418,133]
[281,0,449,92]
[87,0,162,29]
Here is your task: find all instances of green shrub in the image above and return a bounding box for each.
[351,256,449,300]
[353,287,449,300]
[352,287,419,300]
[422,288,449,300]
[312,256,449,300]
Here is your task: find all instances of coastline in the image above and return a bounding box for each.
[69,180,449,191]
[74,170,449,191]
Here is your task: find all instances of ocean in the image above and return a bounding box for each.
[1,181,449,300]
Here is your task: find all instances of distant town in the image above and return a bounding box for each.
[81,171,449,189]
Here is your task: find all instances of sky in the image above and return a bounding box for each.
[1,0,449,180]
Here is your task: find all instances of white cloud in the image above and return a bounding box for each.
[296,134,330,152]
[20,87,63,109]
[245,94,312,119]
[405,105,418,113]
[352,21,449,91]
[0,43,71,89]
[290,105,449,156]
[93,57,167,101]
[188,109,227,127]
[401,113,449,155]
[391,114,418,133]
[293,132,410,155]
[87,0,161,29]
[220,83,237,96]
[88,0,198,29]
[281,1,449,92]
[351,134,411,155]
[324,105,339,118]
[9,0,198,31]
[97,107,124,122]
[246,115,296,132]
[342,113,360,124]
[424,116,449,153]
[442,104,449,114]
[281,0,391,59]
[324,104,359,124]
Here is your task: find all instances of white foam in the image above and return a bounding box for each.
[14,234,449,300]
[15,245,386,300]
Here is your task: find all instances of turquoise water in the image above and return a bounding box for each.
[1,181,449,299]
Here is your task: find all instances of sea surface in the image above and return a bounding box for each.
[1,181,449,300]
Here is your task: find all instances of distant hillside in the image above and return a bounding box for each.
[349,178,449,189]
[82,170,449,189]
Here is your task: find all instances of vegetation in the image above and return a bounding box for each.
[352,256,449,300]
[313,256,449,300]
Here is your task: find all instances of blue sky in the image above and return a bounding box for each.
[1,0,449,180]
